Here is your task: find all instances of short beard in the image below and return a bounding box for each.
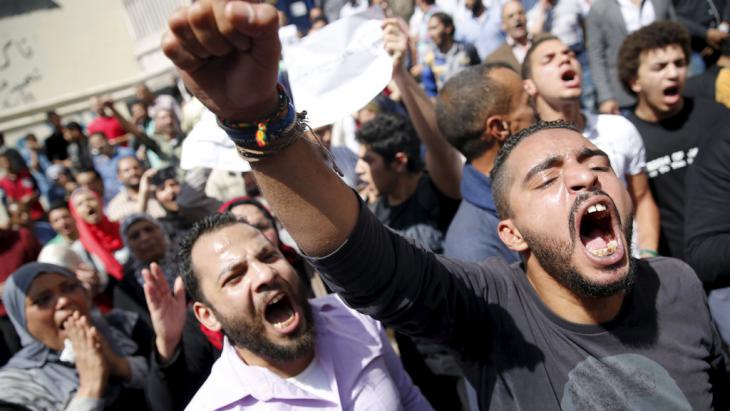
[521,193,636,298]
[214,294,315,363]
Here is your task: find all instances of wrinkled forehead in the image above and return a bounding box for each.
[506,129,598,177]
[502,1,524,17]
[195,223,270,259]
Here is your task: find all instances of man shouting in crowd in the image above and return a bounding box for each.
[162,1,730,409]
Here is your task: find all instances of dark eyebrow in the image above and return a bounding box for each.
[217,261,246,285]
[576,147,609,163]
[523,155,562,186]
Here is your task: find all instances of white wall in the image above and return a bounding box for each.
[0,0,144,114]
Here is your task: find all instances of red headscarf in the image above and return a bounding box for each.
[68,188,124,280]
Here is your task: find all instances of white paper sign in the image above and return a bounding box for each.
[180,109,251,172]
[284,7,391,129]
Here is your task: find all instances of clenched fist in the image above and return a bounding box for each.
[162,0,281,122]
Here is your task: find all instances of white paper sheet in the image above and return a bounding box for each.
[284,6,391,129]
[179,109,251,172]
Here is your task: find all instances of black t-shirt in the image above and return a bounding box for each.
[626,98,728,259]
[371,174,459,254]
[684,65,720,102]
[44,130,69,162]
[310,203,730,410]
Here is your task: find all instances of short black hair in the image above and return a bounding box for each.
[48,201,69,214]
[436,63,516,160]
[75,167,102,180]
[618,21,691,96]
[179,213,243,304]
[151,166,178,186]
[429,12,455,35]
[521,34,560,80]
[490,120,579,218]
[356,113,424,173]
[65,121,83,132]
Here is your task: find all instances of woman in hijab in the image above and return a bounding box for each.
[68,188,127,282]
[0,262,151,411]
[115,213,179,327]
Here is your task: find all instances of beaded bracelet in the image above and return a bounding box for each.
[217,84,295,149]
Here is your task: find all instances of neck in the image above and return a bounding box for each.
[126,186,140,197]
[536,97,585,130]
[717,55,730,67]
[235,346,314,378]
[525,257,625,324]
[472,4,485,16]
[471,146,500,175]
[387,172,422,206]
[634,98,684,123]
[513,35,528,46]
[439,38,455,53]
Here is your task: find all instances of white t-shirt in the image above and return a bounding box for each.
[286,357,339,403]
[617,0,656,33]
[582,111,646,185]
[583,111,646,257]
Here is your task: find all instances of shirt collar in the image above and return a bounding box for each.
[193,300,345,409]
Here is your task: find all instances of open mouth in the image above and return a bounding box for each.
[264,293,298,333]
[577,200,621,260]
[662,85,681,105]
[561,69,576,82]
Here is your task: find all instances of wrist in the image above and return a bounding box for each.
[639,249,659,258]
[220,91,280,124]
[156,336,179,361]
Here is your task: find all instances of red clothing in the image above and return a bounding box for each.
[69,189,124,280]
[87,116,126,140]
[0,170,45,221]
[0,228,41,316]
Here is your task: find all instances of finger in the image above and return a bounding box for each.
[173,276,186,301]
[169,8,212,59]
[224,1,279,40]
[161,31,206,72]
[210,0,253,51]
[142,269,161,305]
[188,1,234,57]
[150,262,171,294]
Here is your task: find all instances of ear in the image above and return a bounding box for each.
[391,152,410,172]
[193,301,222,332]
[523,79,538,98]
[629,77,641,94]
[498,219,528,252]
[486,115,510,142]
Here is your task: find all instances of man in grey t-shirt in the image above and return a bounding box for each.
[162,3,730,409]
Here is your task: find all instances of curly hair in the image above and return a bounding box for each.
[617,21,691,96]
[355,113,424,173]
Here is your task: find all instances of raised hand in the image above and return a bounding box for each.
[161,0,281,122]
[382,17,410,75]
[65,312,108,398]
[142,262,187,361]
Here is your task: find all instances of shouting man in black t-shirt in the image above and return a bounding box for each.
[162,3,729,409]
[618,21,730,260]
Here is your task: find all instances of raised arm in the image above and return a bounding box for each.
[384,18,463,200]
[162,0,357,256]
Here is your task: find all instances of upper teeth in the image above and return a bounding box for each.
[269,295,283,306]
[587,203,607,214]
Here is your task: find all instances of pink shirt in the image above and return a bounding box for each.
[185,295,431,411]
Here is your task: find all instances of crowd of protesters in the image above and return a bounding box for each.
[1,0,730,409]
